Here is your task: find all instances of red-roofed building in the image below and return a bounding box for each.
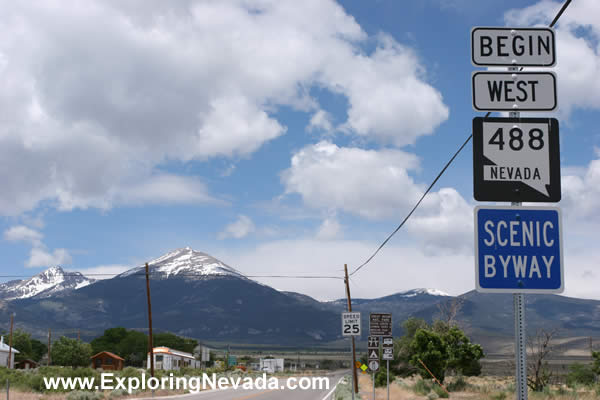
[91,351,125,370]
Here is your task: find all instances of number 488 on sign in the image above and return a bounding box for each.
[342,312,361,337]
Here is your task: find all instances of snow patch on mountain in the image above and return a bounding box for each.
[0,266,95,300]
[397,288,450,297]
[120,247,246,279]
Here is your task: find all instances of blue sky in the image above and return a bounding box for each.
[1,0,599,300]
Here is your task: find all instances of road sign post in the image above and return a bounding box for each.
[472,24,562,400]
[473,117,560,202]
[382,336,393,400]
[472,71,557,112]
[342,312,360,400]
[474,206,563,293]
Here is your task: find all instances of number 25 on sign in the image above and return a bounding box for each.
[342,312,361,336]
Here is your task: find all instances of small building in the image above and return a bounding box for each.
[259,358,284,373]
[91,351,125,370]
[15,359,38,370]
[147,346,199,371]
[0,336,20,369]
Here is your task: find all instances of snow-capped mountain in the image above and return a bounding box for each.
[0,265,95,300]
[119,247,246,280]
[395,288,450,297]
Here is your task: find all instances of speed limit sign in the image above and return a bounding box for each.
[341,312,361,336]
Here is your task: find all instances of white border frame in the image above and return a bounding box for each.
[474,205,564,294]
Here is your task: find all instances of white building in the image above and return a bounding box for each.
[259,358,284,373]
[147,346,200,370]
[0,336,19,369]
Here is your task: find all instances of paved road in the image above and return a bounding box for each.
[143,372,346,400]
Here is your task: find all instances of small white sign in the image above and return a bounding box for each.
[472,27,556,66]
[472,71,557,111]
[341,312,361,337]
[369,360,380,372]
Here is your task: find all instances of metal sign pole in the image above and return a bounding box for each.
[350,338,355,400]
[514,293,527,400]
[509,60,527,400]
[386,360,389,400]
[372,370,376,400]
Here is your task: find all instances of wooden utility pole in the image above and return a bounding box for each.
[344,264,359,394]
[145,262,155,377]
[47,328,51,366]
[7,314,14,368]
[77,329,80,342]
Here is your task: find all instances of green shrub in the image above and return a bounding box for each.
[432,384,449,398]
[490,392,507,400]
[413,379,433,395]
[566,363,596,387]
[374,366,394,387]
[446,375,468,392]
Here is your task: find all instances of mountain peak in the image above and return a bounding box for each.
[0,266,95,300]
[121,248,245,279]
[397,288,450,297]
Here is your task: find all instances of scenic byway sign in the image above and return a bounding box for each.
[341,312,361,337]
[474,206,563,294]
[472,71,557,111]
[369,313,392,336]
[471,27,556,66]
[473,117,561,202]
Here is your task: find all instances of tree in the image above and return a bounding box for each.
[30,338,47,362]
[154,332,197,354]
[391,318,430,376]
[12,330,33,362]
[436,297,465,327]
[443,325,483,376]
[527,329,557,392]
[409,329,449,382]
[592,351,600,376]
[51,336,92,368]
[91,327,147,367]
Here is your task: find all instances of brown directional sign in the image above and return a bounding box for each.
[369,313,392,336]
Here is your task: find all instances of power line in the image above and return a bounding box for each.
[350,0,572,277]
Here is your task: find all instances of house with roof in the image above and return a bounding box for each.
[0,336,19,369]
[91,351,125,370]
[147,346,199,370]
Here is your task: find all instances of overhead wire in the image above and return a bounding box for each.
[349,0,572,277]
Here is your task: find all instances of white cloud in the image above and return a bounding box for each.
[561,157,600,219]
[282,141,423,219]
[26,247,72,268]
[69,264,130,279]
[3,225,43,246]
[505,0,600,116]
[222,234,599,301]
[0,0,447,216]
[407,188,474,254]
[218,215,256,240]
[316,216,342,240]
[308,110,334,133]
[3,224,72,268]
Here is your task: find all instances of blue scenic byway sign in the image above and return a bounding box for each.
[474,206,563,293]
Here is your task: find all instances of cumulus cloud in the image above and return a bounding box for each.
[3,225,72,267]
[27,247,72,268]
[3,225,43,246]
[282,141,423,219]
[505,0,600,115]
[0,0,448,216]
[218,215,256,240]
[316,216,342,240]
[561,157,600,219]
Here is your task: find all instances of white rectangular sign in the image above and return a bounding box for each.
[472,71,557,111]
[341,312,361,337]
[472,27,556,67]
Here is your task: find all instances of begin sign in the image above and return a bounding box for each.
[472,27,556,67]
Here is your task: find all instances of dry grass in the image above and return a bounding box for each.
[357,374,600,400]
